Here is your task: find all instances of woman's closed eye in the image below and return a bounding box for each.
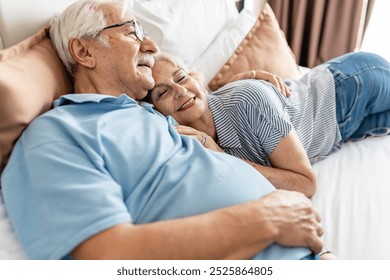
[151,87,169,100]
[158,89,168,98]
[175,70,188,83]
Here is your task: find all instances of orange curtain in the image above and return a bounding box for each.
[268,0,370,67]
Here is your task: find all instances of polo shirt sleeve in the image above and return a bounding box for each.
[2,138,131,260]
[242,84,293,155]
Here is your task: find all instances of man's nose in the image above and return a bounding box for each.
[140,36,159,54]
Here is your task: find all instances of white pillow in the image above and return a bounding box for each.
[0,0,76,48]
[131,0,239,67]
[0,192,26,259]
[191,9,257,85]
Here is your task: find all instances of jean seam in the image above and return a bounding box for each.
[333,71,363,140]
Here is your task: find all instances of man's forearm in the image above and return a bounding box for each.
[71,190,323,260]
[71,200,277,260]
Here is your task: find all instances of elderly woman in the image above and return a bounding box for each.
[146,52,390,197]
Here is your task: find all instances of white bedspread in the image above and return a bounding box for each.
[312,136,390,259]
[0,192,25,260]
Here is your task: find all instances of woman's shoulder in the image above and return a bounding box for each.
[211,79,285,107]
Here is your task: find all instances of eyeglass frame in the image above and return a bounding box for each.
[100,19,146,42]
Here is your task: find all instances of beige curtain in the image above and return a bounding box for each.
[268,0,370,67]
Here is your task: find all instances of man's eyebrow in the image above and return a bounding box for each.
[125,26,135,32]
[121,22,135,31]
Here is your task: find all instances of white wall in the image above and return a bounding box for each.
[361,0,390,61]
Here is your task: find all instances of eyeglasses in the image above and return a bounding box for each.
[101,20,145,42]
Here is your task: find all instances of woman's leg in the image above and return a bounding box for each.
[349,112,390,140]
[327,52,390,140]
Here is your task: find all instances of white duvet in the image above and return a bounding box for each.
[0,192,25,259]
[312,136,390,259]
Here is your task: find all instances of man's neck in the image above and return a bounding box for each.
[73,72,123,97]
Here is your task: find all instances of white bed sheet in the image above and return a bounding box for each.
[312,136,390,259]
[0,192,25,260]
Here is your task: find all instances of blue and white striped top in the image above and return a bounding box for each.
[207,64,342,165]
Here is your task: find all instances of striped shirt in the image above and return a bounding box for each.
[207,64,342,165]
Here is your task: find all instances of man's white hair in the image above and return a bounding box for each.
[50,0,129,75]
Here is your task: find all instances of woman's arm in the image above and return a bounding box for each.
[177,125,316,197]
[242,129,317,197]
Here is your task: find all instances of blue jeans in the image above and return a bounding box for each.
[327,52,390,140]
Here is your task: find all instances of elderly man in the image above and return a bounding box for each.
[1,0,323,260]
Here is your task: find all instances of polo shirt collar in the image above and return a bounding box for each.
[207,95,242,149]
[53,93,138,108]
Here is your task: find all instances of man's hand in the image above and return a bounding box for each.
[71,189,324,260]
[258,189,324,253]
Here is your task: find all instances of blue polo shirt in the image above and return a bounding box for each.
[1,93,311,260]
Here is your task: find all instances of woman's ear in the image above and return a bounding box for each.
[68,38,97,69]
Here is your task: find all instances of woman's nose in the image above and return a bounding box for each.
[173,84,187,99]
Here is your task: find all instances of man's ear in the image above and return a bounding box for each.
[68,38,97,69]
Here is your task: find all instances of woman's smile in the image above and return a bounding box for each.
[178,97,196,111]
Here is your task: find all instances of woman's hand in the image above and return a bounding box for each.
[228,70,292,97]
[175,125,224,152]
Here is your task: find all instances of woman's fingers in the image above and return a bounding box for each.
[253,71,291,97]
[175,125,198,135]
[176,125,206,145]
